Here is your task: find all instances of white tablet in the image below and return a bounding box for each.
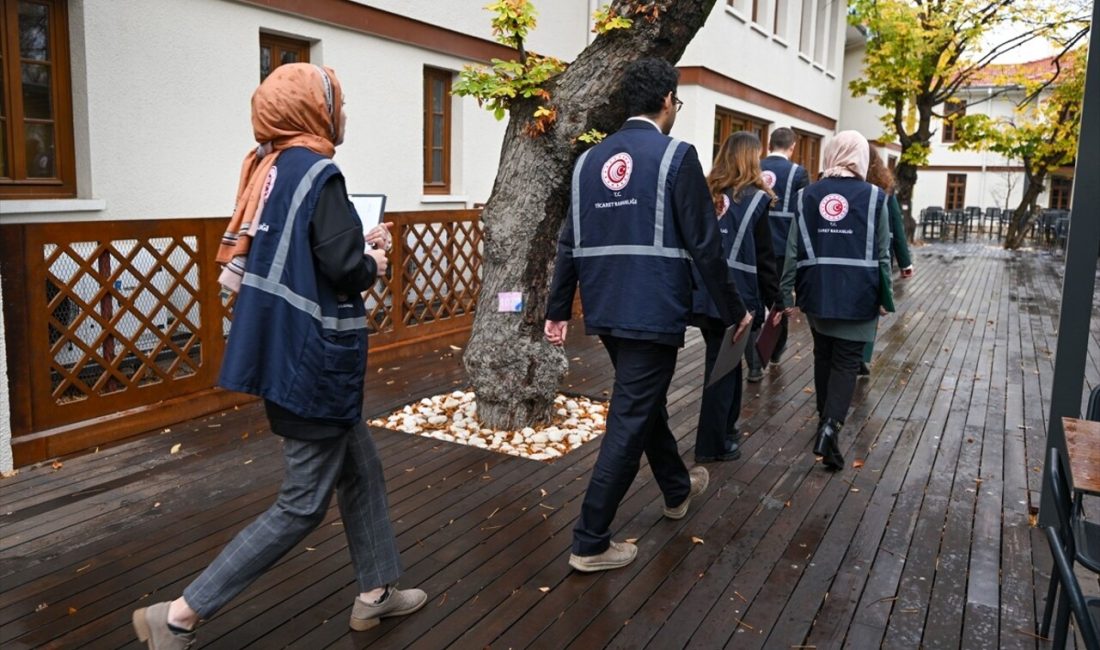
[348,193,387,233]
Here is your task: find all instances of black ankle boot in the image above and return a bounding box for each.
[814,418,844,471]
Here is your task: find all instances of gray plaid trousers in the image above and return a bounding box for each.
[183,421,402,618]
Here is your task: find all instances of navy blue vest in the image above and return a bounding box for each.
[571,123,694,335]
[760,155,804,257]
[219,147,370,422]
[693,188,769,320]
[793,176,884,321]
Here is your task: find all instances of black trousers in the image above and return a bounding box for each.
[773,313,790,359]
[572,335,691,556]
[811,329,865,423]
[695,325,743,458]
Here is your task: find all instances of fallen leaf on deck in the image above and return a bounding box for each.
[51,460,63,471]
[691,536,704,544]
[153,502,160,508]
[625,538,639,544]
[68,607,77,616]
[243,459,253,465]
[36,603,48,612]
[803,387,814,394]
[449,345,462,351]
[241,432,249,439]
[305,547,316,551]
[170,443,182,454]
[852,459,865,469]
[538,587,550,593]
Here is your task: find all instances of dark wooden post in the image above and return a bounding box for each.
[1039,6,1100,527]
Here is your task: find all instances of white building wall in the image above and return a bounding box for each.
[682,1,847,126]
[0,0,515,224]
[356,0,589,61]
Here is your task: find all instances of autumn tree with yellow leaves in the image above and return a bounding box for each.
[951,45,1087,249]
[848,0,1089,239]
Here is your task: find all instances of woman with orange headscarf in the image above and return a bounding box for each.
[779,131,894,471]
[132,64,425,650]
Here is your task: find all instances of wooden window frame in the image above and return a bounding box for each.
[1,0,77,199]
[945,173,967,210]
[1049,175,1072,210]
[259,32,310,82]
[792,129,822,180]
[423,67,452,195]
[942,100,966,143]
[713,107,769,163]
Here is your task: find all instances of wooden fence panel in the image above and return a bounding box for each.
[1,209,482,465]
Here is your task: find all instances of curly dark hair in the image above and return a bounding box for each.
[622,58,679,117]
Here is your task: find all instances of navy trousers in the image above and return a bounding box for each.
[572,336,692,556]
[694,325,743,459]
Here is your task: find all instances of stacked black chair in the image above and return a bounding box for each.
[1045,527,1100,649]
[1040,446,1100,647]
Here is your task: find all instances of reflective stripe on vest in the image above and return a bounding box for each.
[241,157,369,333]
[727,190,767,274]
[769,163,801,218]
[572,139,690,260]
[795,184,880,269]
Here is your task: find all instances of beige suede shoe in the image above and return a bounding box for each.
[349,586,428,631]
[132,602,195,650]
[662,466,709,520]
[568,540,639,572]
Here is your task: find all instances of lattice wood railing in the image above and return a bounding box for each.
[1,209,482,463]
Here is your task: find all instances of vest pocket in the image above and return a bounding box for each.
[312,334,366,418]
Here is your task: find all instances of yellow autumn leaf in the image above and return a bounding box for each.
[170,443,182,454]
[691,536,704,545]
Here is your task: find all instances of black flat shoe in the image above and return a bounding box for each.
[858,362,871,377]
[814,418,844,471]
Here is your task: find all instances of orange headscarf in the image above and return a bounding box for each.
[217,63,345,292]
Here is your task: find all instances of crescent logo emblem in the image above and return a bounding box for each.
[601,153,633,191]
[819,193,850,222]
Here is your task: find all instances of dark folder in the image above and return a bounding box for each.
[755,310,782,363]
[707,321,752,388]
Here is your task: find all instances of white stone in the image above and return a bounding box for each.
[427,414,448,426]
[563,418,579,427]
[520,427,536,437]
[443,397,460,409]
[547,431,565,443]
[556,408,568,417]
[568,434,582,446]
[531,432,549,444]
[511,433,524,445]
[565,400,579,411]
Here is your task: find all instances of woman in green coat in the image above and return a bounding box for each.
[860,147,915,376]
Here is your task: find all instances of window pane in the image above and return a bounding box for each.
[431,150,443,183]
[22,63,53,119]
[432,79,445,113]
[260,46,271,81]
[280,50,298,65]
[19,2,50,62]
[432,115,444,148]
[24,121,55,178]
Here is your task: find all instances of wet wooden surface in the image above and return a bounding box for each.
[2,242,1098,649]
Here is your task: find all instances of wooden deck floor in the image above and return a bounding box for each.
[2,242,1098,649]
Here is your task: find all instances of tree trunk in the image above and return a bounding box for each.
[463,0,719,429]
[1003,171,1047,250]
[894,160,919,241]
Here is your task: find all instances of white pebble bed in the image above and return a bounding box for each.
[369,391,607,462]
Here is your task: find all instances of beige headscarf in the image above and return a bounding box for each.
[820,130,869,180]
[217,63,345,293]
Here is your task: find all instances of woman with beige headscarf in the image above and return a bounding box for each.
[132,64,424,650]
[778,130,894,471]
